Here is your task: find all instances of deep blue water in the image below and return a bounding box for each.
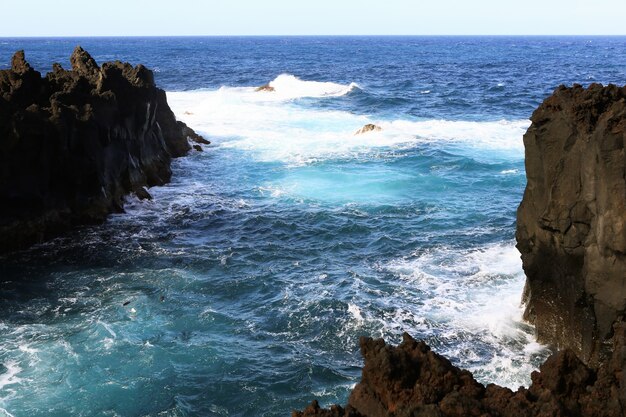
[1,36,625,417]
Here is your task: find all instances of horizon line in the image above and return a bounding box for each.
[2,34,626,38]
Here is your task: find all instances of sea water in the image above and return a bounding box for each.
[1,36,626,417]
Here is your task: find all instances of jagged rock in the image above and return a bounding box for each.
[178,120,210,144]
[354,124,382,135]
[516,83,626,366]
[70,46,99,76]
[134,187,152,201]
[294,332,625,417]
[10,50,31,74]
[255,84,275,92]
[0,47,206,253]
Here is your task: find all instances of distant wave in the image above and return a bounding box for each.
[168,86,528,165]
[264,73,360,99]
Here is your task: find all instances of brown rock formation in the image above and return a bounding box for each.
[0,47,206,253]
[294,331,625,417]
[354,124,382,135]
[516,83,626,366]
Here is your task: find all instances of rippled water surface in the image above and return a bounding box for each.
[1,36,626,417]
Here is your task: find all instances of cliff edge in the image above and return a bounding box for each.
[0,48,207,253]
[516,83,626,366]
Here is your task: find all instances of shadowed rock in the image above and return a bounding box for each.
[294,331,625,417]
[69,46,99,76]
[0,47,206,253]
[516,83,626,366]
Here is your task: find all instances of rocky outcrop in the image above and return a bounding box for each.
[294,331,625,417]
[295,83,626,416]
[0,47,207,253]
[516,83,626,366]
[354,124,382,135]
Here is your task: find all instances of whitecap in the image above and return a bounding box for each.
[0,408,16,417]
[168,87,528,166]
[0,362,22,390]
[265,73,359,99]
[348,303,364,322]
[501,169,519,174]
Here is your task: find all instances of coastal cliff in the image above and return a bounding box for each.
[294,84,626,416]
[0,48,207,253]
[516,83,626,366]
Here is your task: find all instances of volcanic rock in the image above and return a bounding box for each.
[294,331,625,417]
[0,47,205,253]
[516,83,626,366]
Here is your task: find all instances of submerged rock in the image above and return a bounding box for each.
[516,83,626,366]
[294,331,625,417]
[0,47,206,253]
[354,124,382,135]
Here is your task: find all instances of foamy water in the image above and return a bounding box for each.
[168,75,528,166]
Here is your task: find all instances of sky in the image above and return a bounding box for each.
[1,0,625,37]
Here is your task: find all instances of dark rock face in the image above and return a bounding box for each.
[516,83,626,366]
[294,331,625,417]
[0,47,207,253]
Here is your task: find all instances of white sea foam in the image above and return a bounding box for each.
[265,74,359,99]
[501,169,519,174]
[0,408,15,417]
[167,81,528,166]
[0,362,22,390]
[384,243,550,388]
[386,243,525,334]
[348,303,364,322]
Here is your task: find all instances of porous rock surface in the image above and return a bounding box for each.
[0,47,207,253]
[294,331,625,417]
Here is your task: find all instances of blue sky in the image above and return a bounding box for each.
[2,0,625,36]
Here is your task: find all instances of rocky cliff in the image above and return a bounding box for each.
[0,47,207,253]
[516,83,626,366]
[294,83,626,416]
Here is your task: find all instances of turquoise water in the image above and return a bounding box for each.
[1,37,626,416]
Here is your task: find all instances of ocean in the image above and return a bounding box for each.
[1,36,626,417]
